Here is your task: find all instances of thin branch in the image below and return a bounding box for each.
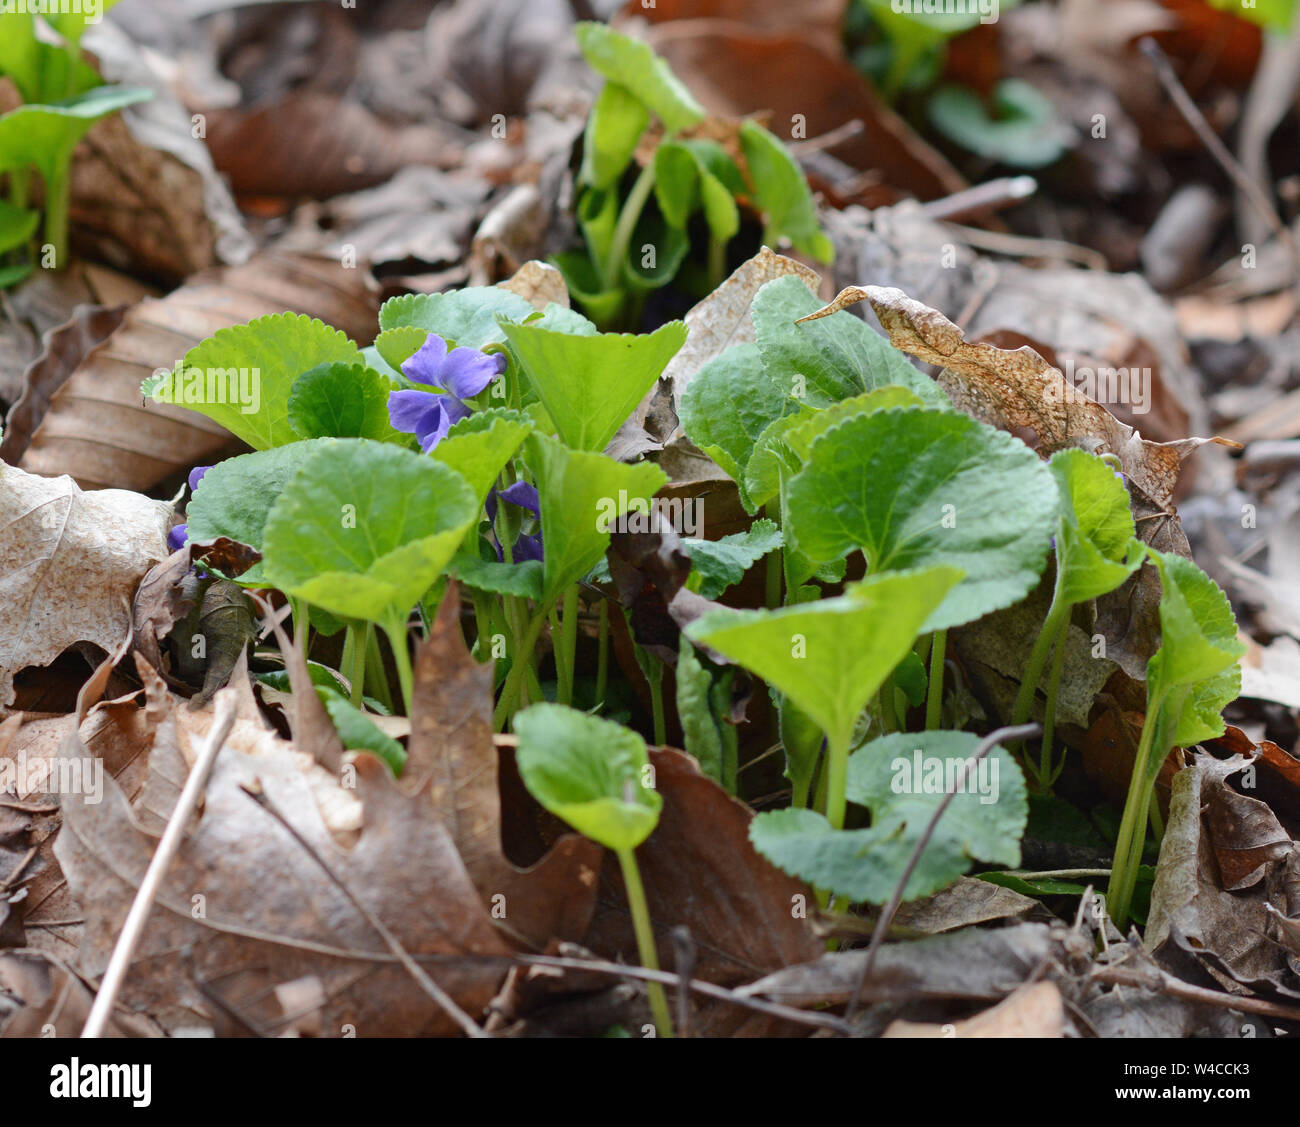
[1092,962,1300,1024]
[81,690,239,1038]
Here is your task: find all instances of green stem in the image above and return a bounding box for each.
[616,846,674,1037]
[344,622,367,707]
[364,627,393,713]
[707,234,726,291]
[557,585,580,707]
[646,655,666,747]
[1037,611,1070,788]
[603,158,658,291]
[1107,695,1164,930]
[824,730,851,832]
[595,599,610,709]
[493,607,549,730]
[1012,593,1070,730]
[925,629,947,730]
[382,613,415,716]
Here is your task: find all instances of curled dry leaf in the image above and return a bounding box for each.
[3,253,380,492]
[1146,750,1298,997]
[0,463,170,711]
[408,591,604,950]
[800,285,1231,508]
[53,667,512,1036]
[882,980,1068,1038]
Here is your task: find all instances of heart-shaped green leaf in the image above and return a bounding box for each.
[786,406,1057,631]
[502,319,685,452]
[653,141,699,228]
[514,702,662,852]
[431,410,532,505]
[749,729,1027,903]
[927,79,1069,169]
[686,566,963,753]
[1145,550,1244,754]
[287,362,400,442]
[574,22,705,135]
[143,312,360,450]
[0,85,153,182]
[526,433,668,601]
[186,440,335,586]
[262,439,478,624]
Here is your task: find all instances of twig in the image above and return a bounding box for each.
[1139,36,1300,290]
[670,926,695,1039]
[81,690,239,1038]
[1092,962,1300,1024]
[845,722,1041,1023]
[789,118,866,156]
[517,953,854,1034]
[238,779,488,1038]
[920,175,1038,223]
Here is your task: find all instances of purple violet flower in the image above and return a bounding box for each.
[189,465,211,491]
[486,480,543,563]
[168,523,188,552]
[388,334,506,453]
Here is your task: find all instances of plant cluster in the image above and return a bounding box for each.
[0,0,151,284]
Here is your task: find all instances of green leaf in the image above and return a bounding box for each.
[514,702,663,851]
[374,326,430,373]
[786,406,1057,632]
[927,80,1069,169]
[1207,0,1296,30]
[550,248,626,329]
[526,433,668,601]
[0,85,153,182]
[319,692,407,775]
[1145,551,1244,754]
[186,441,335,586]
[676,639,724,785]
[46,0,125,46]
[574,21,705,135]
[262,440,479,624]
[430,410,532,505]
[684,519,783,599]
[738,120,833,263]
[753,276,948,410]
[287,362,398,442]
[653,141,699,228]
[502,319,686,452]
[749,730,1027,903]
[746,386,926,511]
[0,199,38,255]
[623,207,689,291]
[580,81,649,191]
[0,13,102,102]
[451,551,544,600]
[687,566,963,753]
[0,263,33,290]
[378,287,534,351]
[679,342,790,513]
[144,312,360,451]
[1048,449,1145,605]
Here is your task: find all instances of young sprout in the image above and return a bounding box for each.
[513,703,673,1037]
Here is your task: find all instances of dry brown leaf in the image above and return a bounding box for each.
[409,591,602,950]
[495,258,570,312]
[54,672,511,1036]
[0,463,170,711]
[882,981,1067,1037]
[800,285,1232,507]
[3,253,379,492]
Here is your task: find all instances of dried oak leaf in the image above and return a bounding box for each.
[54,672,512,1036]
[0,464,170,710]
[408,590,603,950]
[3,252,379,492]
[801,285,1231,507]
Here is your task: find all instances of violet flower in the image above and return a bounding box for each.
[486,480,543,563]
[388,334,506,453]
[167,464,213,552]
